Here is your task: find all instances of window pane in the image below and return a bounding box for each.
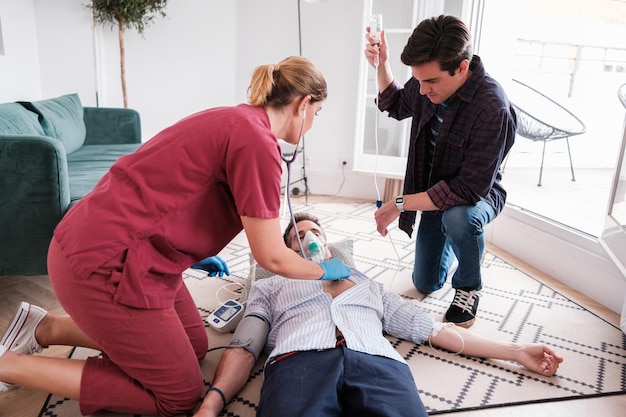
[479,0,626,236]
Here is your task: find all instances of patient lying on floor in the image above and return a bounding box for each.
[193,212,563,417]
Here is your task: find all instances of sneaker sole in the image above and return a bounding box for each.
[0,302,29,349]
[443,316,476,329]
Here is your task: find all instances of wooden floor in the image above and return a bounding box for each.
[1,196,624,416]
[0,275,73,417]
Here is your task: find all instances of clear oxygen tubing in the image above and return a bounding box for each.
[185,264,249,304]
[212,265,253,305]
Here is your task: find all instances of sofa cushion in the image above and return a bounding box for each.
[67,143,141,202]
[0,103,46,136]
[20,93,86,154]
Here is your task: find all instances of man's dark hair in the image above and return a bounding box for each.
[400,15,472,76]
[283,213,324,247]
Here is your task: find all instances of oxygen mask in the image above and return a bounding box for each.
[301,230,326,263]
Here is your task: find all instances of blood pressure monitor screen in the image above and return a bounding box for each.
[216,305,238,321]
[207,299,244,333]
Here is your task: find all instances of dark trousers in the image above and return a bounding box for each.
[259,345,429,417]
[413,201,496,294]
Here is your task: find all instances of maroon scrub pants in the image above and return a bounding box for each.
[47,237,208,416]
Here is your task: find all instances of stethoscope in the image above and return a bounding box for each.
[282,108,309,258]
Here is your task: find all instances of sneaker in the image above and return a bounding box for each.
[444,289,480,328]
[0,345,17,392]
[1,302,46,355]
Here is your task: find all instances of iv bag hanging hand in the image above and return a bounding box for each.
[369,14,383,44]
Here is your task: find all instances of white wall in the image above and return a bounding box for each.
[91,1,238,140]
[234,0,383,199]
[34,0,95,105]
[0,0,41,101]
[487,207,626,314]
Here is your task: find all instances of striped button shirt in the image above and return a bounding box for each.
[378,55,517,237]
[245,269,435,364]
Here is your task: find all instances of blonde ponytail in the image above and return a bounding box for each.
[247,56,327,109]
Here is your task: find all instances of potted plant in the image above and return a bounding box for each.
[88,0,168,108]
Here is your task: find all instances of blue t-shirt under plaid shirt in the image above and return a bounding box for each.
[426,101,448,175]
[377,56,517,237]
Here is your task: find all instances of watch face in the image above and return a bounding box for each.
[395,196,404,212]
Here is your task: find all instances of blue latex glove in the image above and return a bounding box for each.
[191,256,230,277]
[319,257,350,281]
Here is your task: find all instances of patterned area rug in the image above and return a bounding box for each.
[38,202,626,416]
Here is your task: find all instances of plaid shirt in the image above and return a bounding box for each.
[378,56,516,237]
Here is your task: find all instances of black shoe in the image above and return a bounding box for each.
[444,289,480,328]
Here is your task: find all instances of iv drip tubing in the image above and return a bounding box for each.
[371,41,402,278]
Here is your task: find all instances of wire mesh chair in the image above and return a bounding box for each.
[506,79,587,186]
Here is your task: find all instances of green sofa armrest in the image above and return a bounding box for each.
[0,135,71,275]
[83,107,142,145]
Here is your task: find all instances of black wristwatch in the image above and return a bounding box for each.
[395,195,405,213]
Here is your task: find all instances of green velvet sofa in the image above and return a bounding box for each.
[0,93,142,275]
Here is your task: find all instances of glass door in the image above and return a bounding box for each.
[476,0,626,237]
[600,85,626,276]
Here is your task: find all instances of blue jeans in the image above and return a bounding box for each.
[412,201,496,294]
[259,346,428,417]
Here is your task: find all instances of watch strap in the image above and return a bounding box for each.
[395,195,405,212]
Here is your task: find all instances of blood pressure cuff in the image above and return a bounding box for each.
[228,314,270,361]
